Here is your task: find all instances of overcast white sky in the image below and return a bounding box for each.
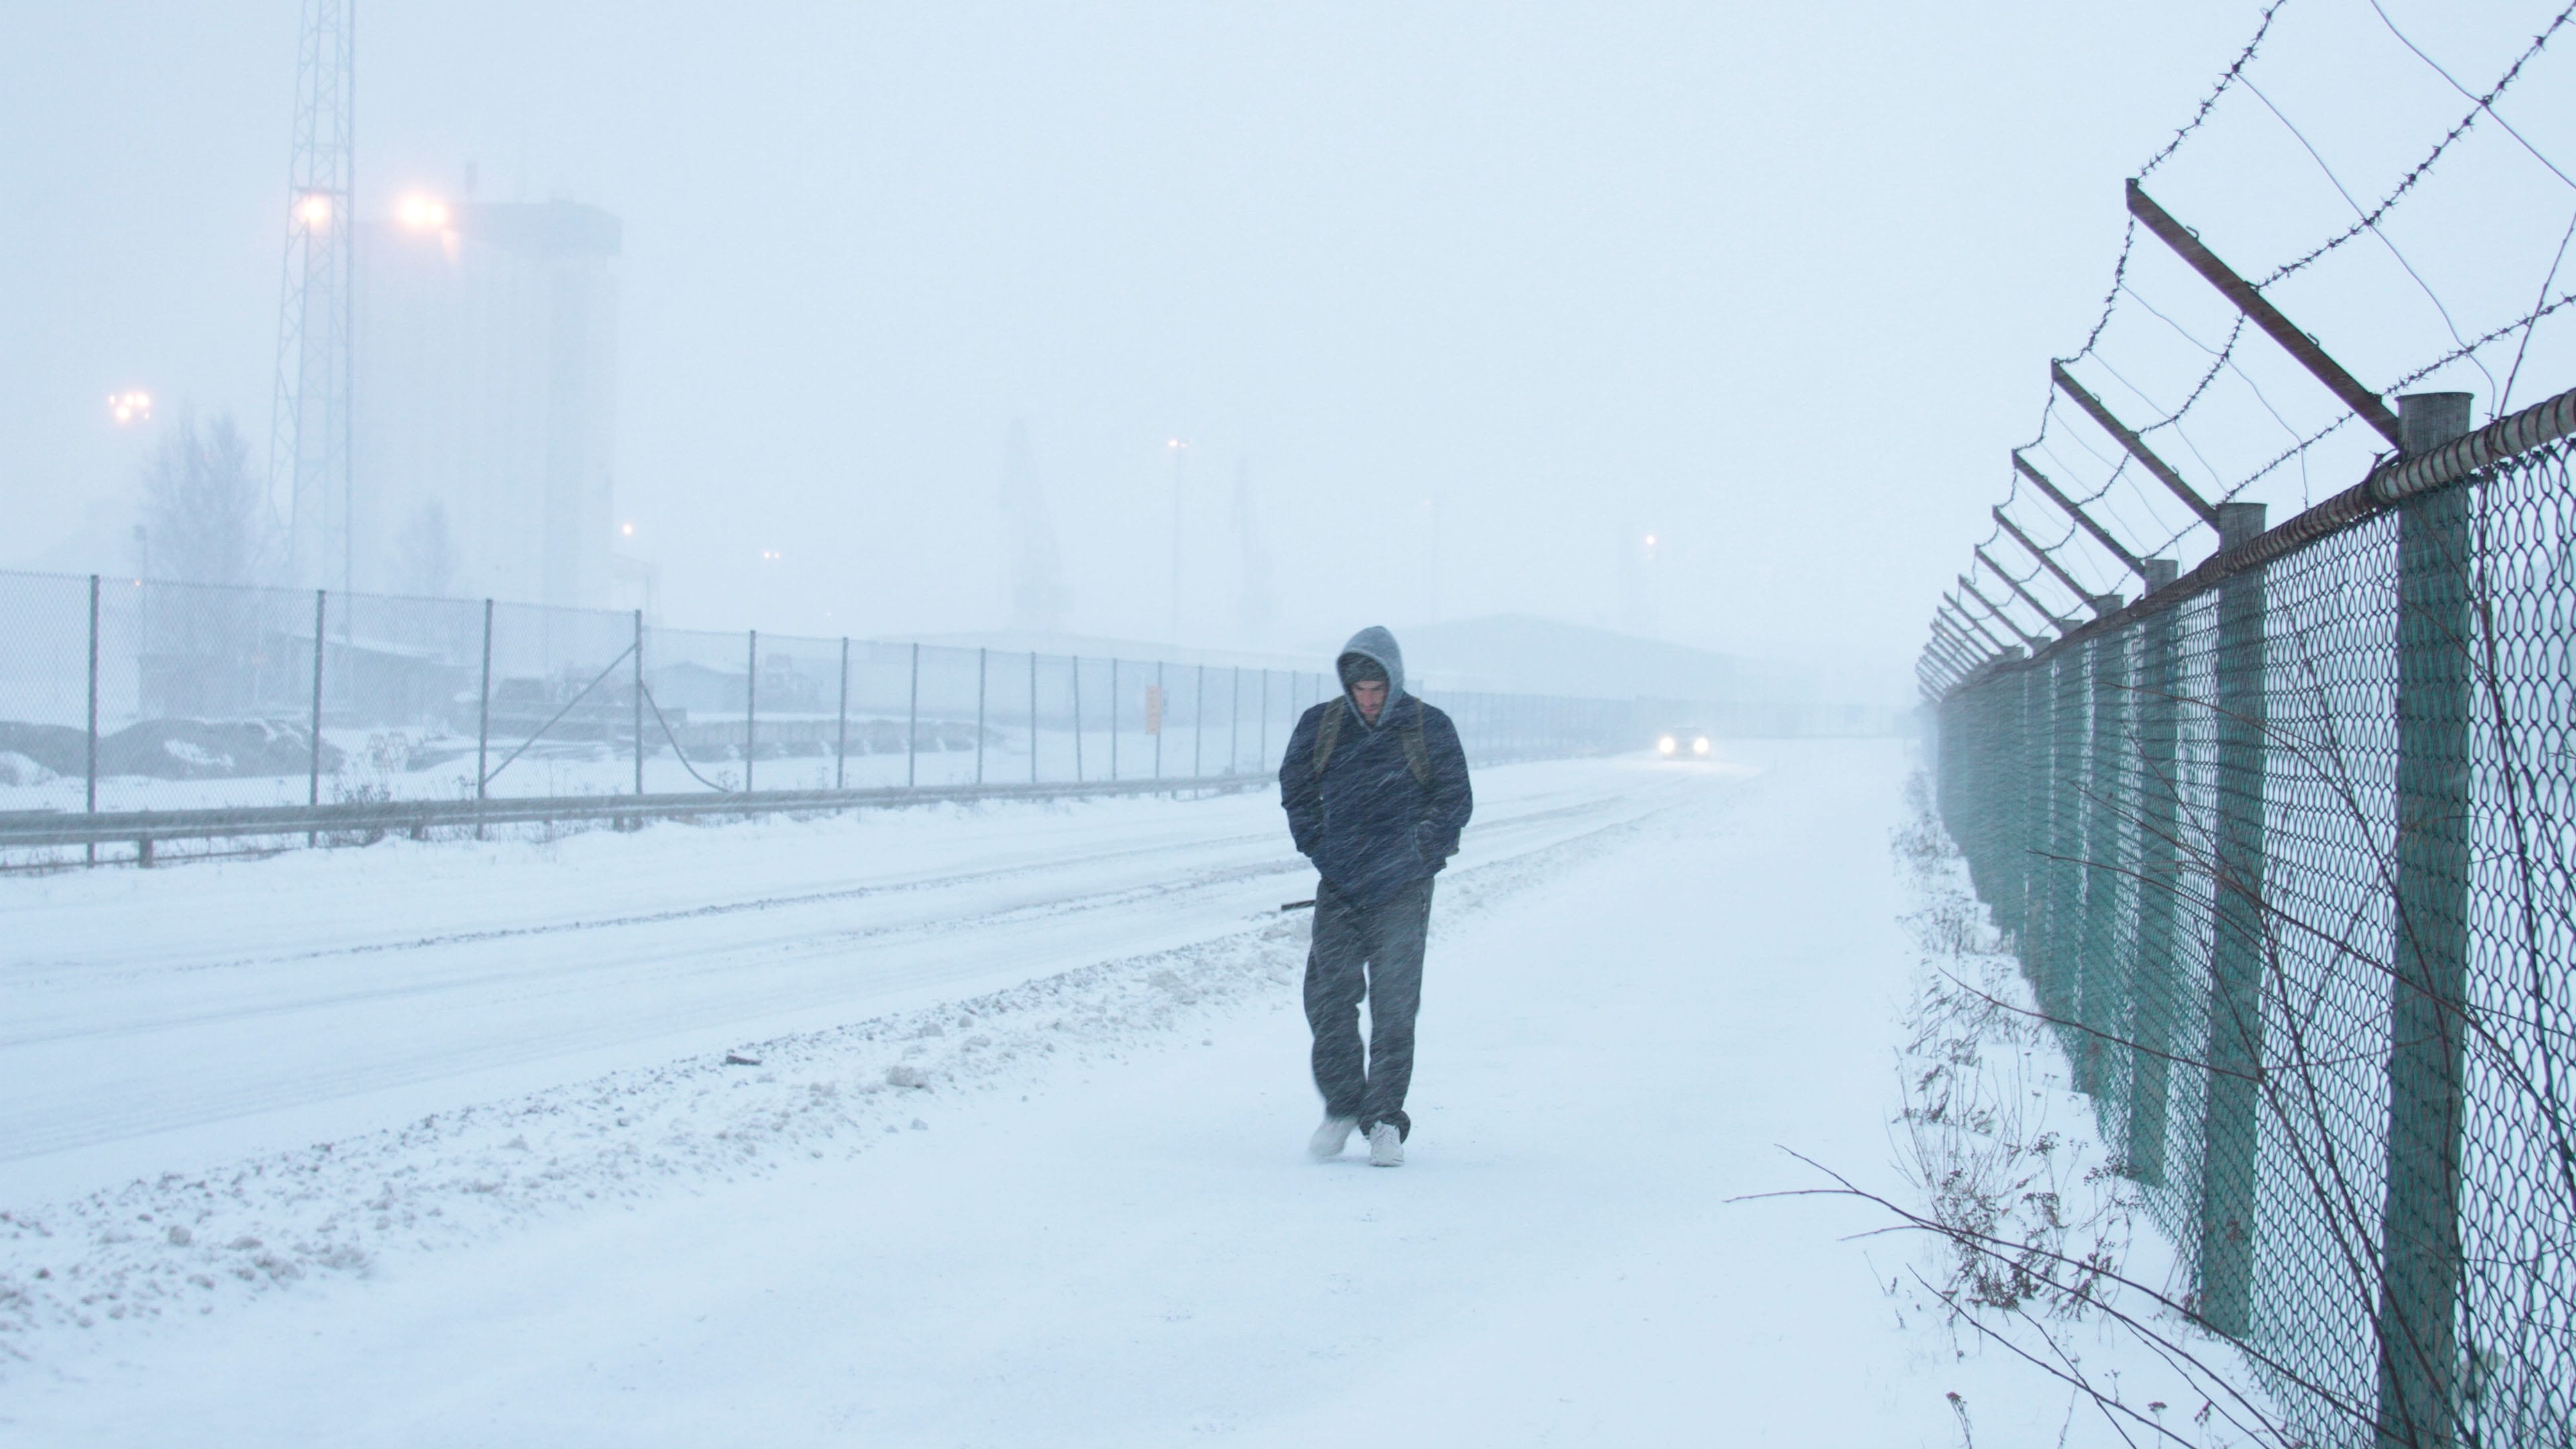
[5,2,2568,694]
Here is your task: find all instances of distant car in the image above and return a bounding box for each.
[1655,728,1713,759]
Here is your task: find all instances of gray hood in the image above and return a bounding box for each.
[1336,625,1407,727]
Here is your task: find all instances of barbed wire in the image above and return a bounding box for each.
[2380,286,2576,396]
[2059,220,2141,374]
[2257,1,2575,288]
[2138,313,2250,431]
[2137,0,2292,180]
[2243,76,2504,404]
[1931,4,2575,674]
[2369,0,2576,192]
[2218,411,2358,504]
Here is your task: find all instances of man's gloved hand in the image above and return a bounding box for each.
[1415,821,1456,862]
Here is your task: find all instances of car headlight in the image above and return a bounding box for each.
[1693,736,1711,755]
[1656,736,1676,755]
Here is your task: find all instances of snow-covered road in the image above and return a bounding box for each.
[3,739,2103,1446]
[3,765,1658,1202]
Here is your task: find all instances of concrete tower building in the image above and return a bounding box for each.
[355,196,621,610]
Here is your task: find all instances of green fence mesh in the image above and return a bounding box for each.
[1933,438,2576,1448]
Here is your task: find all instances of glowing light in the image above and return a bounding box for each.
[760,549,784,561]
[396,194,451,229]
[1692,736,1711,756]
[294,193,333,229]
[1656,735,1677,755]
[1644,533,1658,547]
[107,390,153,425]
[620,522,635,537]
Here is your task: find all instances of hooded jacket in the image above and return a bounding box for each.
[1279,626,1474,906]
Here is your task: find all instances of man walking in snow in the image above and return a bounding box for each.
[1280,626,1473,1168]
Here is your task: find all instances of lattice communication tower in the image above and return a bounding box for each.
[268,0,356,592]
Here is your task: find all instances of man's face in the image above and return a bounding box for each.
[1349,678,1388,723]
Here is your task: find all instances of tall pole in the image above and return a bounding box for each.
[1167,439,1186,645]
[906,641,920,790]
[745,629,758,793]
[1110,658,1120,782]
[1029,651,1039,784]
[633,609,645,797]
[476,598,492,808]
[975,647,987,786]
[835,637,850,790]
[308,588,326,847]
[308,589,327,807]
[85,574,100,866]
[1193,663,1205,781]
[1228,666,1240,775]
[1070,656,1083,784]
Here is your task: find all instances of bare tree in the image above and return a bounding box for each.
[395,499,460,598]
[136,411,274,586]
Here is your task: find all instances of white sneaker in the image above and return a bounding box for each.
[1367,1122,1404,1168]
[1308,1116,1357,1161]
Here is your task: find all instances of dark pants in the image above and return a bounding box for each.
[1303,875,1434,1139]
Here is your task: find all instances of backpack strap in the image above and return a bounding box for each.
[1313,693,1432,788]
[1400,698,1431,788]
[1312,696,1344,775]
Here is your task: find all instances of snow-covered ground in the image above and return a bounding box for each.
[2,740,2210,1445]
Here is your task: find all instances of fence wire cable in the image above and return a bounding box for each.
[2368,0,2576,193]
[2502,207,2576,414]
[477,641,637,791]
[637,684,738,794]
[2240,76,2502,405]
[2259,1,2576,288]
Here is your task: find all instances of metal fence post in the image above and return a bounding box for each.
[1154,661,1165,786]
[1029,651,1039,785]
[2074,607,2127,1097]
[633,610,646,799]
[835,637,850,790]
[476,600,493,826]
[2128,558,2182,1185]
[85,574,99,865]
[975,647,987,786]
[2375,392,2476,1447]
[907,641,920,790]
[745,629,758,793]
[1229,666,1240,774]
[2199,498,2268,1338]
[1071,657,1084,784]
[1110,659,1120,782]
[1260,668,1271,769]
[1193,663,1205,782]
[309,588,327,808]
[2015,659,2043,957]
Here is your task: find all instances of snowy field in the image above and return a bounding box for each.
[2,739,2210,1445]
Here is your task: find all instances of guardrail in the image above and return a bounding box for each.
[0,771,1270,864]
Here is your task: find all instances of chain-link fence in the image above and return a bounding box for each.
[1931,409,2576,1446]
[1,572,1722,862]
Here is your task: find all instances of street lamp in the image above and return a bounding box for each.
[396,194,450,230]
[295,192,333,230]
[108,390,152,426]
